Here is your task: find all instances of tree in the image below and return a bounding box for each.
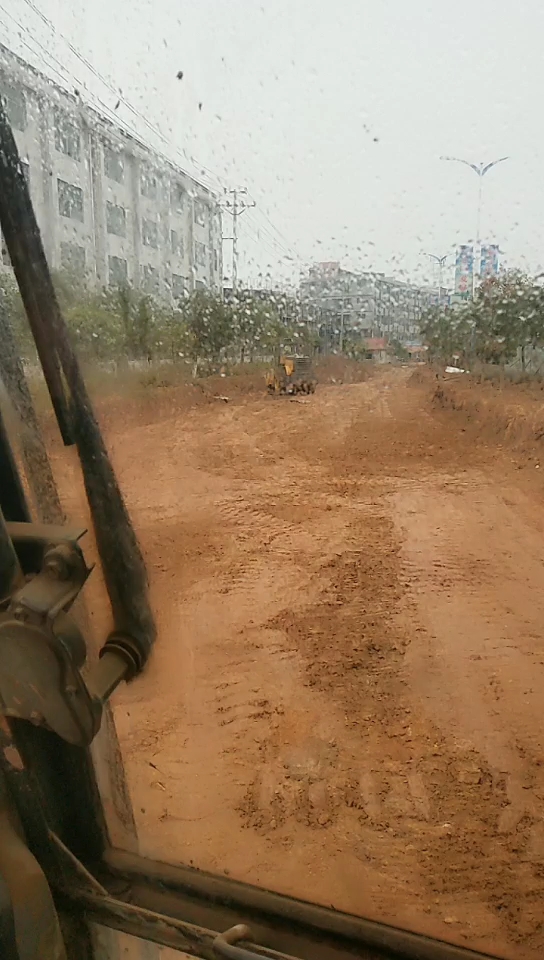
[472,272,544,368]
[389,339,409,361]
[419,269,544,369]
[420,305,472,365]
[231,292,271,362]
[179,290,235,370]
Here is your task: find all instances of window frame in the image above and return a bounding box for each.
[142,217,158,249]
[0,81,27,131]
[57,177,84,222]
[60,240,86,273]
[106,201,127,238]
[104,145,125,183]
[108,254,128,286]
[54,108,81,161]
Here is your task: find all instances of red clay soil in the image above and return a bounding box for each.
[50,367,544,960]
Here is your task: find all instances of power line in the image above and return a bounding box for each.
[242,225,292,268]
[0,5,78,89]
[3,9,304,284]
[252,206,302,263]
[245,211,300,262]
[10,0,222,192]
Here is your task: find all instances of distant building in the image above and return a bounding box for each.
[0,43,222,299]
[363,337,389,363]
[406,344,428,362]
[299,262,436,352]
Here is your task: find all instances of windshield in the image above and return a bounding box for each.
[1,3,543,959]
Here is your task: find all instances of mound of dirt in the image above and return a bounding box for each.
[315,356,372,383]
[202,372,265,396]
[432,375,544,457]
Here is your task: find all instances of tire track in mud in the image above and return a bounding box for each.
[105,373,544,959]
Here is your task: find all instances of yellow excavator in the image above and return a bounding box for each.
[266,355,317,396]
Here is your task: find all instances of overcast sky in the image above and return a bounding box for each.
[2,0,542,288]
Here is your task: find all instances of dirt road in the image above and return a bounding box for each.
[55,368,544,959]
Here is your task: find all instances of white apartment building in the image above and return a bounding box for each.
[0,43,222,299]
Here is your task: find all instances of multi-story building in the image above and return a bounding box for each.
[299,262,438,350]
[0,43,222,299]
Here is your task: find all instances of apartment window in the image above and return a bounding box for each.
[106,202,126,237]
[170,229,183,258]
[142,264,159,296]
[142,218,158,248]
[213,249,219,272]
[171,183,185,213]
[171,273,186,300]
[0,83,27,131]
[108,257,128,287]
[54,109,81,161]
[60,242,85,273]
[195,241,207,267]
[58,179,84,221]
[108,255,128,287]
[140,168,157,199]
[104,145,124,183]
[194,200,207,226]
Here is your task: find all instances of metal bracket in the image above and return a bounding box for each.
[0,523,131,746]
[0,532,101,744]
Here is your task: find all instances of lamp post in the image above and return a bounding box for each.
[440,156,508,297]
[425,252,448,307]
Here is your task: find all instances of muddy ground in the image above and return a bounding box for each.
[52,366,544,960]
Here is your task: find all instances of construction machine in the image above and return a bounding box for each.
[0,102,497,960]
[266,356,317,396]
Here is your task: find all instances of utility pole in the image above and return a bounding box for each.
[220,188,255,294]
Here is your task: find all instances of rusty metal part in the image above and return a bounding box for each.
[213,924,272,960]
[48,831,108,898]
[86,651,129,705]
[12,540,90,618]
[0,754,67,959]
[0,508,22,605]
[0,817,67,959]
[59,886,293,960]
[5,524,87,550]
[104,850,498,960]
[0,536,100,745]
[0,616,100,744]
[5,523,86,581]
[0,870,19,959]
[0,524,137,743]
[98,633,144,684]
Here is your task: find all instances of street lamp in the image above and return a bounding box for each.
[425,252,449,306]
[440,155,508,296]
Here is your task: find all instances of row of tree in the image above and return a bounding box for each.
[420,270,544,369]
[0,270,318,369]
